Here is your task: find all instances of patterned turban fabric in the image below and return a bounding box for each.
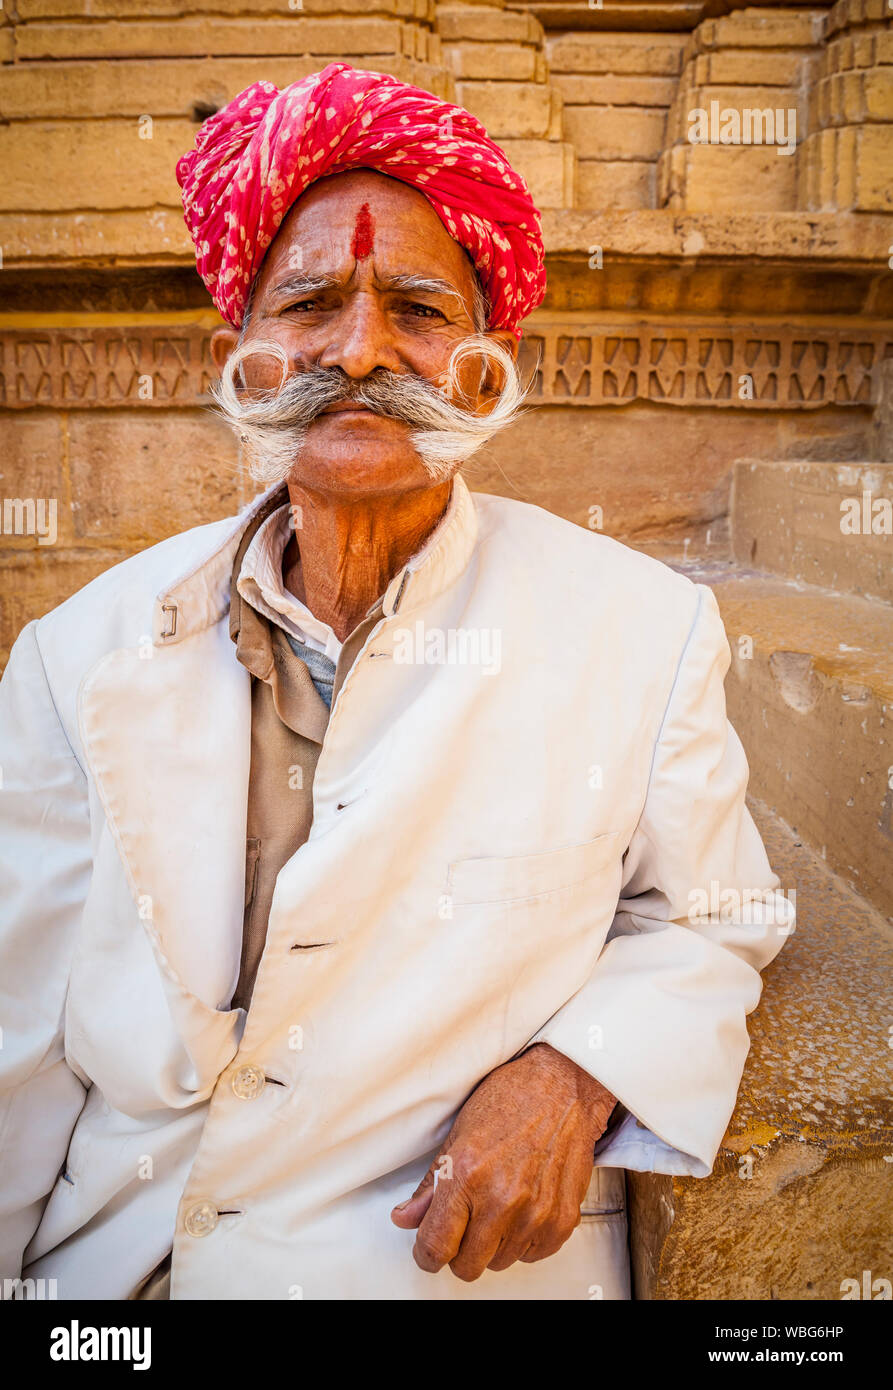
[176,62,546,338]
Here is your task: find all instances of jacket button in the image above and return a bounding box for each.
[231,1063,265,1100]
[184,1201,218,1238]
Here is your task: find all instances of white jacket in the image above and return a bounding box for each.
[0,474,791,1300]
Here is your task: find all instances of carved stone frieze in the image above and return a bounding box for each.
[0,321,889,410]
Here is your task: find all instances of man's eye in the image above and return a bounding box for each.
[284,299,319,313]
[403,302,445,320]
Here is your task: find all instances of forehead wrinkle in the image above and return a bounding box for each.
[263,266,473,319]
[267,195,472,285]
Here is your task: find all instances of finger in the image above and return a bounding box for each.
[412,1176,472,1274]
[487,1189,562,1272]
[519,1234,563,1262]
[390,1163,437,1230]
[519,1212,581,1264]
[448,1217,504,1283]
[487,1231,534,1273]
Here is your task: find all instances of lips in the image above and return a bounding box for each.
[321,401,372,415]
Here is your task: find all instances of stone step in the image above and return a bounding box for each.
[629,798,893,1299]
[672,557,893,921]
[731,459,893,604]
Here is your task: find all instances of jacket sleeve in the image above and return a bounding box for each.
[529,583,794,1177]
[0,621,91,1277]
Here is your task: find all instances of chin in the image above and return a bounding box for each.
[290,441,437,497]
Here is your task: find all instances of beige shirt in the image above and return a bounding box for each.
[229,490,386,1011]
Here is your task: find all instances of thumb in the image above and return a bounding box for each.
[390,1160,439,1229]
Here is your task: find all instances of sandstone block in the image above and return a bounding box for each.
[18,0,423,13]
[497,138,575,207]
[0,209,195,263]
[804,126,830,208]
[850,66,893,121]
[807,127,840,208]
[547,33,686,78]
[662,142,798,213]
[806,122,893,211]
[877,30,893,64]
[456,81,557,138]
[835,124,859,207]
[853,122,893,211]
[0,413,71,548]
[436,4,537,43]
[853,30,877,67]
[551,73,677,108]
[731,459,893,603]
[681,84,807,134]
[813,75,831,129]
[577,159,655,210]
[0,31,13,64]
[837,33,855,69]
[716,578,893,919]
[447,42,538,81]
[697,9,824,51]
[0,118,194,211]
[67,408,239,545]
[697,49,805,86]
[563,105,667,161]
[827,0,891,36]
[15,17,421,60]
[796,130,815,208]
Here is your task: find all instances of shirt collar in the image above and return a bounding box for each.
[237,503,343,664]
[153,472,479,648]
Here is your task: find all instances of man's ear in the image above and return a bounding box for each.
[480,330,520,400]
[210,326,240,375]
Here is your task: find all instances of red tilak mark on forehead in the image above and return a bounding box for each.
[351,202,375,260]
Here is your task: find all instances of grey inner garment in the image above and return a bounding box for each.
[284,633,337,708]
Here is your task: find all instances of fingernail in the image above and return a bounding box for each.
[393,1199,411,1211]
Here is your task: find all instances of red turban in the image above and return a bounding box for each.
[176,63,546,338]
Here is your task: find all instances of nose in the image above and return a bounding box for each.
[316,291,402,381]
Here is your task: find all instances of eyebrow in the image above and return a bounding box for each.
[265,271,471,317]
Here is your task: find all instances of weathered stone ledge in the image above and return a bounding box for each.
[541,209,893,264]
[3,208,891,273]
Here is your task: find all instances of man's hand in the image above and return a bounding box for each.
[390,1043,617,1282]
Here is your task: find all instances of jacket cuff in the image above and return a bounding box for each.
[524,922,763,1173]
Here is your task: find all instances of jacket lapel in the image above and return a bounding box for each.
[77,491,284,1085]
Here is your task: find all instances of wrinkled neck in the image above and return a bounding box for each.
[282,481,451,641]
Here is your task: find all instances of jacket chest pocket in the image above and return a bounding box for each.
[446,832,621,908]
[438,832,624,1061]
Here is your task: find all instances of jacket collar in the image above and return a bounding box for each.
[151,471,479,648]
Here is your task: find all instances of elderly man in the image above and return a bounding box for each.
[0,65,791,1301]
